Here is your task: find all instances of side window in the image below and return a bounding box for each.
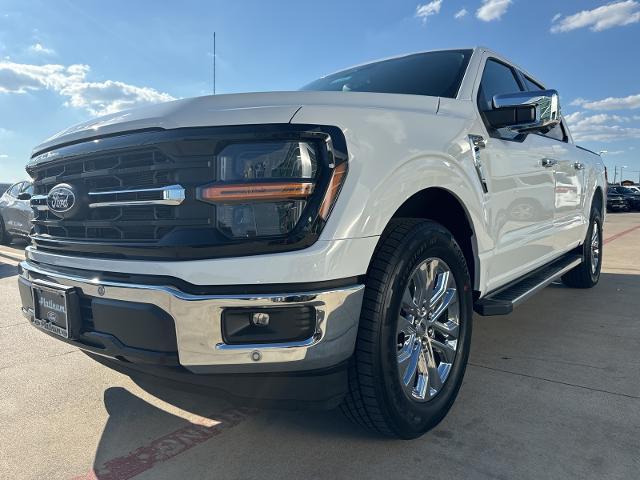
[21,183,34,196]
[478,59,523,111]
[522,73,567,143]
[523,75,542,92]
[7,183,23,197]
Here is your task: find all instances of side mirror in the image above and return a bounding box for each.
[17,192,32,201]
[485,89,561,133]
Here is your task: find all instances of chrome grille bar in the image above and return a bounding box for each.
[88,184,185,208]
[31,185,185,211]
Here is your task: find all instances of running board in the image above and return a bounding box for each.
[474,254,583,316]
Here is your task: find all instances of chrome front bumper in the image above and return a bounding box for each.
[19,260,365,374]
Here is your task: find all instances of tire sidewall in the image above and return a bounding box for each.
[586,212,603,284]
[375,223,473,438]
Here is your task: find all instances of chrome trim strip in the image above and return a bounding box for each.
[88,184,185,208]
[468,135,489,194]
[32,185,185,211]
[19,260,365,374]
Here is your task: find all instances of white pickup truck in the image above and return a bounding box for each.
[18,47,606,438]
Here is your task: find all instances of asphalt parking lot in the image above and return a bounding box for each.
[1,214,639,480]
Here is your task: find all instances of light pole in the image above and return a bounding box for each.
[615,165,628,185]
[599,151,610,184]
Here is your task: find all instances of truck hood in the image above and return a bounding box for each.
[33,91,440,156]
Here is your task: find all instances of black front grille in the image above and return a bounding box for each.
[27,125,348,260]
[31,144,214,242]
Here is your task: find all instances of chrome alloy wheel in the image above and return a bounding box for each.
[396,258,460,402]
[590,224,601,275]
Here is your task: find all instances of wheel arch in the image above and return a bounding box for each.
[592,185,604,215]
[385,187,480,291]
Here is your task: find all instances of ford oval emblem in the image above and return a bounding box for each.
[47,184,77,216]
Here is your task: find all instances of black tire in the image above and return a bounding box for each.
[341,219,473,439]
[561,210,602,288]
[0,216,11,245]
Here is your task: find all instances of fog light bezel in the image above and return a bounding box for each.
[221,306,318,345]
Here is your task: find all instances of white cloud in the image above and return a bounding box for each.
[551,13,562,23]
[0,154,8,158]
[415,0,443,22]
[0,61,175,116]
[565,111,640,142]
[476,0,512,21]
[572,93,640,111]
[551,1,640,33]
[29,43,55,55]
[454,8,468,19]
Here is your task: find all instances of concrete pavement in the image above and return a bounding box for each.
[1,213,639,480]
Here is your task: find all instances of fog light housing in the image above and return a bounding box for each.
[222,307,317,345]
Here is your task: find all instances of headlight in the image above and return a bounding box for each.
[197,139,347,239]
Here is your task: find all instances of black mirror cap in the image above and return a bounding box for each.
[485,105,536,130]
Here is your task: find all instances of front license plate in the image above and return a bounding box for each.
[32,283,72,339]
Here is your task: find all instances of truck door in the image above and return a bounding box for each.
[474,58,557,291]
[519,74,587,252]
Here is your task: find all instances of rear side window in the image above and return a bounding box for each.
[301,50,473,99]
[478,59,523,111]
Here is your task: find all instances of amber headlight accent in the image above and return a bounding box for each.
[196,139,338,239]
[319,162,348,220]
[200,182,315,202]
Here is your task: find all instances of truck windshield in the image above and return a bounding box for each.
[301,49,472,99]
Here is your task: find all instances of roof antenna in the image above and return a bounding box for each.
[213,32,216,95]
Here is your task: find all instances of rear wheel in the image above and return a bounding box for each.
[561,210,602,288]
[341,219,473,439]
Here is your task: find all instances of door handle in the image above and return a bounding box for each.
[573,162,585,170]
[541,158,558,168]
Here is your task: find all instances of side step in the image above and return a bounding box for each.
[474,254,583,316]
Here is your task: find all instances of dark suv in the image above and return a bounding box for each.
[608,185,640,211]
[0,181,33,244]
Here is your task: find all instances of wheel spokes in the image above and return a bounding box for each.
[429,270,450,309]
[397,331,416,364]
[432,318,459,339]
[430,338,457,364]
[401,342,421,386]
[396,257,461,403]
[430,287,457,323]
[401,289,420,318]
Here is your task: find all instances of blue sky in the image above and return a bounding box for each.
[1,0,640,182]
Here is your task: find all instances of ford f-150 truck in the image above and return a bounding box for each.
[18,47,606,439]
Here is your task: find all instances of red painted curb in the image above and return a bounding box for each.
[604,225,640,245]
[71,407,257,480]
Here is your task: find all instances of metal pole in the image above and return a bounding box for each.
[213,32,216,95]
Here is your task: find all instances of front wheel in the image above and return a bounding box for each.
[0,217,11,245]
[561,211,602,288]
[341,219,473,439]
